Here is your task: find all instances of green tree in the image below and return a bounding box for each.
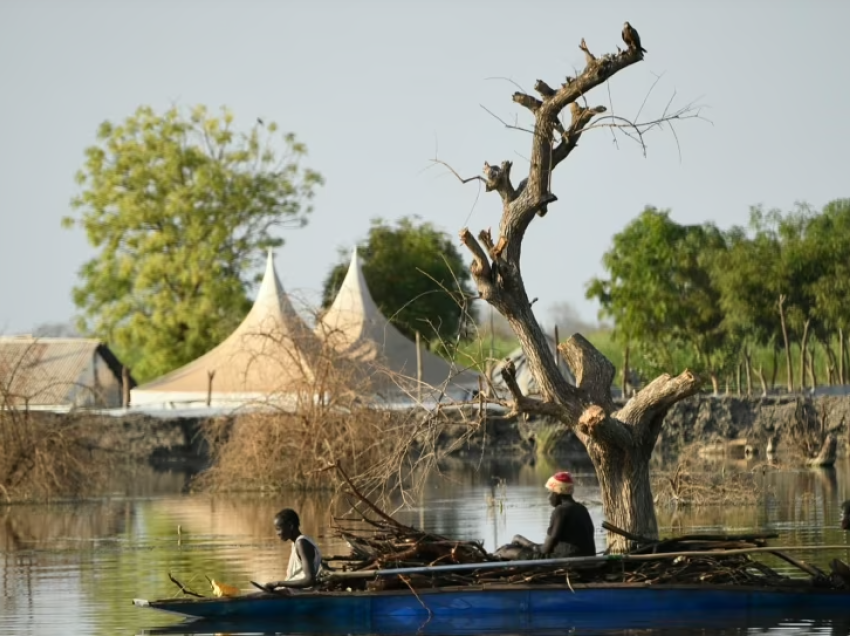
[806,199,850,383]
[586,207,729,386]
[321,216,477,350]
[711,221,783,392]
[63,105,324,382]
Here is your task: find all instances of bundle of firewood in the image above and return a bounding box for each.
[321,468,850,592]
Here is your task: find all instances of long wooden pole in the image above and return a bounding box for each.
[325,545,850,581]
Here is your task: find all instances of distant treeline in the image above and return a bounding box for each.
[583,199,850,393]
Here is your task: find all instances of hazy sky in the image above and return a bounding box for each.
[2,0,848,335]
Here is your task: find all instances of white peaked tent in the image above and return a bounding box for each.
[131,251,326,409]
[317,248,481,404]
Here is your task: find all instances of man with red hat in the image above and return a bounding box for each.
[494,470,596,560]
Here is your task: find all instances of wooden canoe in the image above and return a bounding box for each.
[134,582,850,631]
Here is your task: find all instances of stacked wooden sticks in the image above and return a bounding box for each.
[321,471,850,592]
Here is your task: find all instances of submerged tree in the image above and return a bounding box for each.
[63,105,323,382]
[446,26,704,550]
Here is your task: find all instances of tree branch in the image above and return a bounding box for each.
[482,160,518,204]
[495,34,644,268]
[576,404,634,451]
[512,92,542,113]
[558,334,616,412]
[551,103,608,169]
[533,79,557,99]
[499,360,572,420]
[458,229,494,297]
[617,370,703,445]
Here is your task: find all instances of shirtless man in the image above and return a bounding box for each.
[258,508,323,592]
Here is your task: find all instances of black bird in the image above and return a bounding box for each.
[841,499,849,531]
[622,22,647,54]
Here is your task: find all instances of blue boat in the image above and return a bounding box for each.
[133,582,850,630]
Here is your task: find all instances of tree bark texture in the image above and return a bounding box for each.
[457,29,702,551]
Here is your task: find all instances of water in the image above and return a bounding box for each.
[1,457,849,636]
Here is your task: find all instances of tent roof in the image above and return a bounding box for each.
[0,336,131,406]
[317,248,480,394]
[133,251,323,396]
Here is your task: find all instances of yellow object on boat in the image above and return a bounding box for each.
[209,578,241,597]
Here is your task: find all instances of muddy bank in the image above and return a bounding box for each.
[23,395,850,468]
[443,395,850,459]
[656,394,850,455]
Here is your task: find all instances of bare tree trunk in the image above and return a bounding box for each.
[778,295,793,392]
[845,339,850,385]
[840,328,846,385]
[806,434,837,467]
[799,318,811,393]
[822,337,836,386]
[808,343,817,390]
[735,362,742,397]
[456,29,701,552]
[744,349,752,397]
[755,364,768,397]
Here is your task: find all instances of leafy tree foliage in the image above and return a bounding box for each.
[588,199,850,391]
[586,207,727,382]
[321,216,477,350]
[63,105,324,382]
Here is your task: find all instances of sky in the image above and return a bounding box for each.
[2,0,849,336]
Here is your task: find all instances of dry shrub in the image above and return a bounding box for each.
[652,442,774,507]
[0,338,117,503]
[781,398,842,465]
[194,406,480,501]
[0,409,113,503]
[191,320,480,501]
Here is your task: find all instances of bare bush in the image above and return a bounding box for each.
[652,444,774,507]
[782,399,842,466]
[0,339,116,503]
[192,308,481,501]
[0,410,115,503]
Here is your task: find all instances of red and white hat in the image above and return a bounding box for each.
[545,471,574,496]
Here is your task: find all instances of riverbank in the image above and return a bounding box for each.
[35,393,850,466]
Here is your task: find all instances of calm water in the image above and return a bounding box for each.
[1,457,849,636]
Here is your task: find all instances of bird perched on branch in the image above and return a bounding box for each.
[622,22,647,54]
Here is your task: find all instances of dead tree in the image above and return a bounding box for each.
[453,26,703,551]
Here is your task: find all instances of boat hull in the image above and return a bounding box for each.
[134,583,850,630]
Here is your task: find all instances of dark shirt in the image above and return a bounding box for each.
[544,498,596,557]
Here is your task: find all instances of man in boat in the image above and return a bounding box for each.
[258,508,324,593]
[494,471,596,560]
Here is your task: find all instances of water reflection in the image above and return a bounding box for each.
[0,459,848,636]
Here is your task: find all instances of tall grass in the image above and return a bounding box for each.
[454,328,847,393]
